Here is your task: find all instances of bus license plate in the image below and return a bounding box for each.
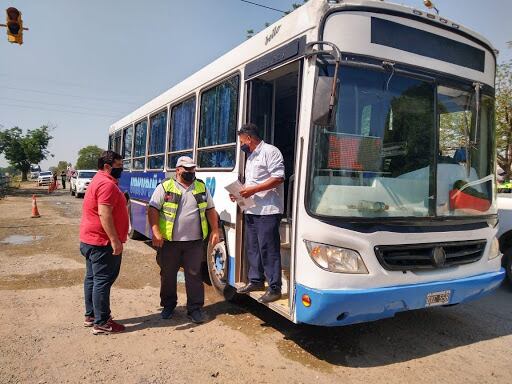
[425,290,451,307]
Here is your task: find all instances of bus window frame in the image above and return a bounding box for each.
[304,54,497,226]
[132,117,149,172]
[166,92,198,171]
[122,124,134,171]
[196,71,241,172]
[147,107,168,171]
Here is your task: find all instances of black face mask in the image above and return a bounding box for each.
[181,171,195,182]
[240,143,251,154]
[110,167,123,179]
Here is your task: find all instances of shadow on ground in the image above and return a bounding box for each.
[223,282,512,369]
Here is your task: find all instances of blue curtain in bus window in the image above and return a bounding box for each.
[199,75,239,147]
[149,111,167,155]
[134,120,147,157]
[148,156,164,169]
[122,126,132,158]
[171,97,195,152]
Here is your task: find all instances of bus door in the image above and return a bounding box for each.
[240,60,302,314]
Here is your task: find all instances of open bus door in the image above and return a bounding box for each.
[236,59,303,318]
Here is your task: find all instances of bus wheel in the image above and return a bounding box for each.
[207,241,238,301]
[505,248,512,284]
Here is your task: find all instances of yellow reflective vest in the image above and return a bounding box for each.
[159,178,209,241]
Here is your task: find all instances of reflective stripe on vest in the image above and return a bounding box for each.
[159,178,208,241]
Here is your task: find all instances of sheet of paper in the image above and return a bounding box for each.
[224,180,256,210]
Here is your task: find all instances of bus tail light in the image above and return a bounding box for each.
[302,294,311,307]
[304,240,369,274]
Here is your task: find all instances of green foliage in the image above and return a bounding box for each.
[76,145,104,170]
[0,125,53,181]
[56,160,71,173]
[496,60,512,179]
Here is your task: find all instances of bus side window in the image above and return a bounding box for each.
[168,96,196,169]
[148,110,167,170]
[133,119,148,170]
[108,134,113,151]
[122,125,133,170]
[197,74,239,169]
[113,130,122,154]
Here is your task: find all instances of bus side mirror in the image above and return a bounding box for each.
[312,76,334,126]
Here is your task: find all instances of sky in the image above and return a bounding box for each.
[1,0,511,170]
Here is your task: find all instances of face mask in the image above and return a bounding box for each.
[182,171,195,182]
[110,167,123,179]
[240,144,251,154]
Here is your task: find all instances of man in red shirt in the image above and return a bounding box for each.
[79,150,128,335]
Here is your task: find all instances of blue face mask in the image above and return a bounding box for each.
[240,144,251,154]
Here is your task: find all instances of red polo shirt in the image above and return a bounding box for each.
[79,170,129,246]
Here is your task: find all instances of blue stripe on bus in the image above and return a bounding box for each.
[295,269,505,327]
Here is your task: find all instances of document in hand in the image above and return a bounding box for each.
[224,180,256,210]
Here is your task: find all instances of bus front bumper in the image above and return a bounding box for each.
[295,269,505,327]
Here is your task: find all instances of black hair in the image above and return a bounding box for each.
[239,123,261,140]
[97,150,122,170]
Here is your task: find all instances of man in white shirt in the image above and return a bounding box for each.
[233,123,285,303]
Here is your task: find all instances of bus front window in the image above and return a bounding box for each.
[308,66,436,218]
[307,65,496,219]
[437,87,496,216]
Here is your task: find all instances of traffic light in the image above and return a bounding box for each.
[6,7,23,45]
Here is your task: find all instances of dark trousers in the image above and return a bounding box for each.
[61,178,66,189]
[80,242,122,325]
[156,239,204,312]
[245,214,282,292]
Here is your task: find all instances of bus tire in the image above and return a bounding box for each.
[504,248,512,284]
[207,241,239,301]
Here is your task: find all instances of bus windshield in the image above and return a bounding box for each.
[307,65,496,219]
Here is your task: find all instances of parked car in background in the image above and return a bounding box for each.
[37,171,53,186]
[497,196,512,283]
[70,170,97,198]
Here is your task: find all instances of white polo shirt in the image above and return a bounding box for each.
[244,141,285,215]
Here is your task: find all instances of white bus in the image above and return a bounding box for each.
[109,0,504,326]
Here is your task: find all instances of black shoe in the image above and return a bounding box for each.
[237,282,265,294]
[258,289,281,303]
[161,307,174,319]
[187,309,205,324]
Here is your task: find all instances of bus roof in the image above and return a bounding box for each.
[110,0,497,134]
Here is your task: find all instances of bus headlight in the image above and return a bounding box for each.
[488,237,501,260]
[304,240,368,274]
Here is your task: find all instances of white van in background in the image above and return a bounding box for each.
[70,170,97,198]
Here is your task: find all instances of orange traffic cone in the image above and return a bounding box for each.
[31,195,41,218]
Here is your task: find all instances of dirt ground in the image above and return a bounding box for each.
[1,182,512,384]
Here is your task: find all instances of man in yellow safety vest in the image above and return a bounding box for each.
[148,156,220,323]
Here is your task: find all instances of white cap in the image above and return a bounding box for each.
[175,156,196,168]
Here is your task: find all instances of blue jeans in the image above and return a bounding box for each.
[80,242,122,325]
[245,214,282,292]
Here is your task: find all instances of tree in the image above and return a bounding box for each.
[496,60,512,180]
[0,125,53,181]
[76,145,104,170]
[56,160,71,173]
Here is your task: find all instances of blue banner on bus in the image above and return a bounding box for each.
[119,171,166,201]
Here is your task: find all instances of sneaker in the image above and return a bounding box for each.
[84,316,94,327]
[187,309,205,324]
[161,307,174,320]
[92,318,125,335]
